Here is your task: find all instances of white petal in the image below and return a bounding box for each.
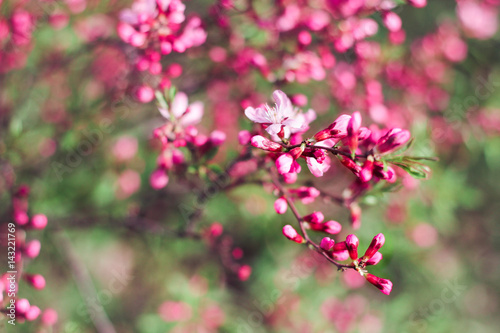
[245,106,271,124]
[180,101,204,126]
[171,92,188,118]
[158,107,171,119]
[266,123,283,136]
[273,90,293,117]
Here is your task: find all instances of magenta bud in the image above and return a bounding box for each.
[331,249,350,261]
[251,135,282,152]
[282,225,304,243]
[350,203,362,230]
[345,234,359,260]
[375,128,411,154]
[25,305,41,321]
[365,252,383,266]
[238,130,252,145]
[31,214,48,229]
[303,211,324,223]
[41,308,58,326]
[24,240,41,259]
[359,157,374,182]
[382,11,402,32]
[274,197,288,214]
[14,210,29,225]
[209,130,226,146]
[309,220,342,235]
[333,241,347,251]
[135,85,155,103]
[150,168,169,190]
[340,156,362,175]
[320,237,335,251]
[276,153,294,175]
[407,0,426,8]
[362,233,385,261]
[238,265,252,281]
[16,299,30,314]
[25,274,46,290]
[365,273,393,295]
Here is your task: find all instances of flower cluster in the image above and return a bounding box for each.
[1,186,58,327]
[118,0,207,96]
[150,90,226,189]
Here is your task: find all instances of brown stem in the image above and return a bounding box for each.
[270,173,353,270]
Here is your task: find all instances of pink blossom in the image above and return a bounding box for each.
[159,92,204,127]
[457,1,498,39]
[245,90,315,139]
[158,301,192,322]
[274,197,288,214]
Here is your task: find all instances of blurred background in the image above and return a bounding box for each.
[1,0,500,332]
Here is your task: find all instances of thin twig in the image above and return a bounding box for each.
[53,232,117,333]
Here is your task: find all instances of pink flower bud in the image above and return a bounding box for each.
[208,223,223,238]
[333,241,346,251]
[365,252,383,266]
[303,211,324,223]
[359,157,374,182]
[375,128,411,154]
[382,12,402,32]
[210,130,226,146]
[350,203,362,230]
[283,171,298,184]
[16,299,30,314]
[365,273,393,295]
[308,220,342,235]
[14,210,29,225]
[407,0,426,8]
[31,214,48,229]
[331,249,349,261]
[340,156,362,176]
[172,149,185,165]
[282,225,304,243]
[232,247,244,259]
[276,153,294,174]
[25,305,41,321]
[24,240,41,259]
[298,30,312,45]
[346,112,362,154]
[320,237,335,251]
[345,234,359,260]
[362,233,385,261]
[41,308,58,326]
[274,197,288,214]
[250,135,282,152]
[373,163,397,182]
[150,169,169,189]
[238,130,252,145]
[238,265,252,281]
[291,94,308,107]
[25,274,46,290]
[135,85,155,103]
